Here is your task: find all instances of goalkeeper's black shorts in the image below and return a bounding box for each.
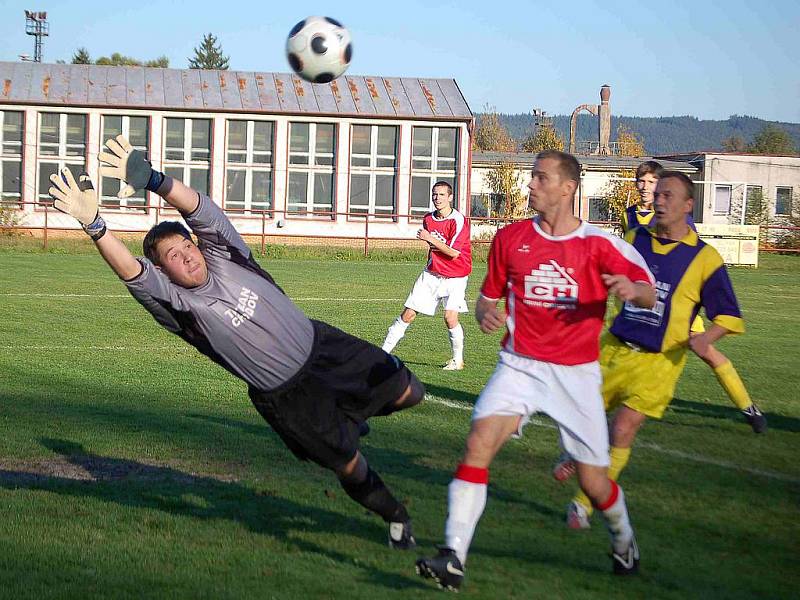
[247,319,412,470]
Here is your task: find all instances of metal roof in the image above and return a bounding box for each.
[0,61,472,121]
[473,151,697,173]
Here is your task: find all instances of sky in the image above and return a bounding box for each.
[1,0,798,122]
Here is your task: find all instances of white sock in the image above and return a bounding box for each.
[444,470,488,565]
[382,317,410,353]
[448,324,464,363]
[598,481,633,553]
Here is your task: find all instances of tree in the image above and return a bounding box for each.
[473,107,516,152]
[746,124,796,156]
[484,161,528,220]
[188,33,230,70]
[520,122,564,153]
[598,168,638,231]
[71,48,91,64]
[721,135,747,152]
[93,52,169,68]
[616,125,645,157]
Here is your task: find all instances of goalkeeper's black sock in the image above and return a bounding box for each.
[340,467,408,523]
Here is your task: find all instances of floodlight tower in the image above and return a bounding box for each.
[24,10,49,63]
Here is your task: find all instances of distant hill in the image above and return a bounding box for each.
[488,114,800,155]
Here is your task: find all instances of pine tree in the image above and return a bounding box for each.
[188,33,230,70]
[71,47,91,64]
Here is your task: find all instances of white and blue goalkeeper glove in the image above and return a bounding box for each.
[98,134,163,198]
[48,168,107,241]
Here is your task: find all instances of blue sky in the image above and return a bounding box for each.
[1,0,797,122]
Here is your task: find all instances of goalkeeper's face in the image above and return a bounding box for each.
[155,234,209,288]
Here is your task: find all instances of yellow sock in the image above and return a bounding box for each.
[714,360,752,411]
[572,446,632,516]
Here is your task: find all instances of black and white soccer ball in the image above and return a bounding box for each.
[286,16,353,83]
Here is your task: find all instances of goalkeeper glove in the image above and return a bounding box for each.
[49,168,107,241]
[98,134,164,198]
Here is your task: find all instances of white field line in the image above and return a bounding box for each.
[425,395,800,484]
[0,293,404,302]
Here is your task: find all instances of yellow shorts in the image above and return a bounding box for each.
[690,315,705,334]
[600,332,687,419]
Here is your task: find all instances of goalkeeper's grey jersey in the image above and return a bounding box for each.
[125,194,314,391]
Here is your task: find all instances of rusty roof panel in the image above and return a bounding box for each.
[346,77,377,114]
[254,72,280,111]
[400,78,433,117]
[106,66,127,105]
[87,65,108,104]
[199,70,224,109]
[311,80,338,113]
[162,69,184,107]
[218,71,243,110]
[0,62,472,119]
[329,77,356,113]
[67,64,89,104]
[437,78,472,118]
[144,68,165,106]
[181,69,204,109]
[419,79,452,117]
[292,75,319,112]
[125,67,146,106]
[272,73,299,111]
[48,64,71,102]
[235,72,260,110]
[381,78,414,116]
[364,77,396,115]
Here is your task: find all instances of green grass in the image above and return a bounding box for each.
[0,248,798,599]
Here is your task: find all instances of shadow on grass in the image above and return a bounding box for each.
[0,438,428,592]
[669,397,800,433]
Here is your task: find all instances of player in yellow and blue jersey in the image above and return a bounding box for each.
[563,171,759,529]
[620,161,765,434]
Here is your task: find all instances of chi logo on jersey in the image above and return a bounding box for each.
[224,287,260,328]
[430,230,447,244]
[523,260,578,309]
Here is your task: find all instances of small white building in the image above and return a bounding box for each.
[0,61,473,240]
[657,152,800,224]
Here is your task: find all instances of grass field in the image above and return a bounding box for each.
[0,242,798,599]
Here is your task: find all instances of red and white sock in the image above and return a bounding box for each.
[444,464,488,565]
[595,480,634,553]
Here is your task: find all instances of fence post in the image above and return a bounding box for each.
[261,208,266,255]
[43,203,48,251]
[364,214,369,257]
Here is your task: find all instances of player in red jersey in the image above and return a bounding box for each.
[416,151,656,591]
[382,181,472,370]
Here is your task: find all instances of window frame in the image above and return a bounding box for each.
[162,117,211,202]
[348,124,399,221]
[99,114,151,212]
[775,186,793,216]
[286,121,337,219]
[36,112,87,206]
[410,126,459,218]
[0,110,24,207]
[712,184,732,216]
[224,119,275,216]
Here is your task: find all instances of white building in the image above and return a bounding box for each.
[0,61,473,240]
[657,152,800,224]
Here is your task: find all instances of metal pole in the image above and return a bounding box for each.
[261,209,266,255]
[43,203,48,250]
[364,214,369,257]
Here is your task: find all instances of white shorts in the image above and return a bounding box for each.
[472,350,609,467]
[404,270,468,316]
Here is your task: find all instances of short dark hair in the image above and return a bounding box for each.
[143,221,193,265]
[658,171,695,200]
[535,150,581,186]
[432,181,453,195]
[636,160,663,180]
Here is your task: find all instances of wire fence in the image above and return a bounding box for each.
[1,200,798,257]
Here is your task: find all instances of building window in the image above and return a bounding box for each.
[37,113,87,203]
[163,118,211,199]
[225,120,274,216]
[1,111,23,206]
[713,184,731,215]
[588,197,610,222]
[100,115,149,211]
[287,122,336,217]
[775,186,793,216]
[410,126,458,217]
[349,124,398,219]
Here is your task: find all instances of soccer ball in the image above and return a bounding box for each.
[286,16,353,83]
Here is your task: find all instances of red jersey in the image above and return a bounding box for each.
[423,209,472,278]
[481,218,654,365]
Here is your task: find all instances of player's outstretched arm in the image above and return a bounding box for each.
[475,295,505,334]
[49,167,141,281]
[602,274,656,308]
[99,135,199,214]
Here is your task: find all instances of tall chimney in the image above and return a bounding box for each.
[598,84,611,155]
